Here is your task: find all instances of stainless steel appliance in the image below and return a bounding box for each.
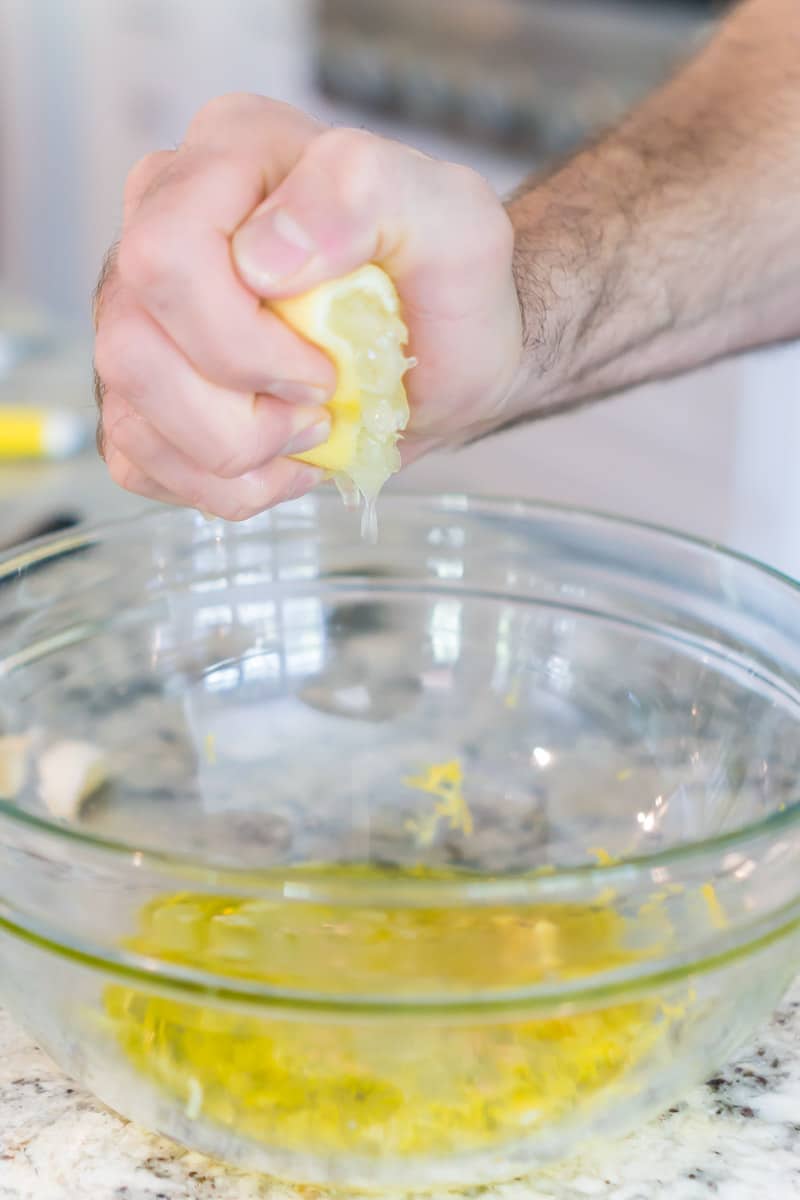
[316,0,724,156]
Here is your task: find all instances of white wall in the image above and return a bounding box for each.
[732,344,800,579]
[0,0,317,324]
[0,1,85,317]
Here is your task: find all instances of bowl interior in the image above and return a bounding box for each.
[2,494,800,876]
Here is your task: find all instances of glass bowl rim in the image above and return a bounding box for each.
[1,491,799,903]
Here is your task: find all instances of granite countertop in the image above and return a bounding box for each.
[0,979,798,1200]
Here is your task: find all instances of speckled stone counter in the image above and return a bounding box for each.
[1,977,799,1200]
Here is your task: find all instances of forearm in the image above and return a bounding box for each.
[502,0,800,425]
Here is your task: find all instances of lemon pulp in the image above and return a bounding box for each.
[269,265,412,537]
[104,866,687,1160]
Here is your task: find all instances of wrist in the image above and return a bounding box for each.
[490,187,590,428]
[496,137,654,430]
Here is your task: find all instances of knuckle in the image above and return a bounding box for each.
[124,151,170,209]
[447,161,494,207]
[93,320,141,395]
[102,407,136,455]
[116,220,174,297]
[444,163,513,260]
[209,442,257,481]
[196,336,255,391]
[119,153,240,302]
[185,94,320,152]
[181,485,208,512]
[186,92,271,137]
[258,476,291,511]
[97,402,126,461]
[216,496,259,523]
[92,328,119,393]
[211,402,298,479]
[316,126,372,157]
[311,127,383,212]
[106,448,137,493]
[93,324,113,383]
[187,149,244,196]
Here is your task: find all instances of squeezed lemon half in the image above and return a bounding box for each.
[270,264,413,534]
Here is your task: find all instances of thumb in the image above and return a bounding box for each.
[231,127,461,298]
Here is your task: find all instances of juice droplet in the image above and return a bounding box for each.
[361,495,379,544]
[334,475,361,511]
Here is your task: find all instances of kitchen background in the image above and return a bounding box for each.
[0,0,797,575]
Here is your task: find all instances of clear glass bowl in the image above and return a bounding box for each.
[0,494,799,1190]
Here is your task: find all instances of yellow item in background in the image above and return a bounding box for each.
[269,265,412,517]
[0,407,87,460]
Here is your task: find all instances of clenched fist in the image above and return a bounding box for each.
[93,94,522,521]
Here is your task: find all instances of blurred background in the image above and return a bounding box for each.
[0,0,798,575]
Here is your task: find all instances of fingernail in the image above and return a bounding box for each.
[234,207,315,286]
[269,381,329,406]
[282,417,331,457]
[287,466,324,500]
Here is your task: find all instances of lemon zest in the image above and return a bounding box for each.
[103,866,694,1159]
[403,759,473,845]
[589,847,618,867]
[700,882,727,930]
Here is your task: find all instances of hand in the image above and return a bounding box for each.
[94,94,522,520]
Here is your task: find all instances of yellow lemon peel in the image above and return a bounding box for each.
[269,265,412,530]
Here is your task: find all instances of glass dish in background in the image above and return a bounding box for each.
[0,495,799,1189]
